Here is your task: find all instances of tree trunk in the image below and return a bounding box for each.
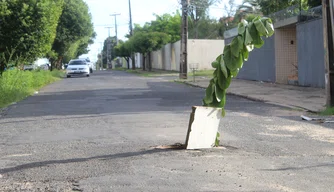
[142,54,146,71]
[148,52,152,71]
[125,57,130,69]
[131,53,136,70]
[55,56,63,70]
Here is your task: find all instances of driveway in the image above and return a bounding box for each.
[0,71,333,191]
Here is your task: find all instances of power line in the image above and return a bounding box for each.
[110,13,121,45]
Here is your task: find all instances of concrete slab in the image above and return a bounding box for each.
[185,106,222,149]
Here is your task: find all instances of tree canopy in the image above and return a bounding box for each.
[0,0,95,73]
[51,0,95,68]
[101,36,117,65]
[0,0,64,74]
[130,31,170,71]
[115,40,132,69]
[132,12,181,43]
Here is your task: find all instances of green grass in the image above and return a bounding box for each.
[114,68,214,78]
[319,107,334,116]
[114,67,177,77]
[188,70,214,77]
[0,69,64,108]
[112,67,128,71]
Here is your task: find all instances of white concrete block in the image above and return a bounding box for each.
[185,106,222,149]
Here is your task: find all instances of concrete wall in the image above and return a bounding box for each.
[138,39,224,72]
[297,18,325,88]
[171,41,180,71]
[225,35,276,82]
[275,26,298,84]
[187,39,225,70]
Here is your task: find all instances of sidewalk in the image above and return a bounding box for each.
[176,77,326,112]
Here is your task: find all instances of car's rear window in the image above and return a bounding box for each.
[69,61,85,65]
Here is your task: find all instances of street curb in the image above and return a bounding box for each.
[0,107,9,118]
[174,80,313,113]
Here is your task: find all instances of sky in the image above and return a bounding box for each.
[82,0,242,62]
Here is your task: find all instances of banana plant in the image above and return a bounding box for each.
[203,16,275,117]
[203,16,275,147]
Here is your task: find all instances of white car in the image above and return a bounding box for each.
[66,59,90,78]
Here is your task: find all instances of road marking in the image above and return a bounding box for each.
[2,154,32,158]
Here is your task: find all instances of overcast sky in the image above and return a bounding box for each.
[81,0,242,62]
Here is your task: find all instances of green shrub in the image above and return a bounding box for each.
[0,69,64,108]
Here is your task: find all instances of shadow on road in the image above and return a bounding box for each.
[0,148,170,174]
[261,163,334,171]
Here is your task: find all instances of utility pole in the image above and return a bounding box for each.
[179,0,189,79]
[129,0,135,70]
[110,13,121,45]
[322,0,334,107]
[105,26,113,70]
[99,41,104,71]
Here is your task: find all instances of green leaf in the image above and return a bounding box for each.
[230,36,243,57]
[265,19,274,36]
[215,84,225,102]
[224,45,244,72]
[217,68,232,90]
[214,76,218,83]
[246,44,254,52]
[221,109,226,117]
[208,92,226,108]
[249,23,264,48]
[244,27,253,45]
[220,58,228,78]
[254,19,268,36]
[215,132,220,147]
[238,22,245,35]
[211,60,219,68]
[242,45,250,61]
[204,82,215,104]
[213,69,218,77]
[230,69,239,78]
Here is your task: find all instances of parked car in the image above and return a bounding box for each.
[66,59,90,78]
[77,58,93,73]
[23,63,37,71]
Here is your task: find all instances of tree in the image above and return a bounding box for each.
[236,0,262,19]
[0,0,64,74]
[76,32,97,58]
[131,12,181,43]
[102,36,117,66]
[307,0,321,7]
[115,40,132,69]
[51,0,94,69]
[189,17,224,39]
[202,17,274,145]
[187,0,222,38]
[149,12,181,43]
[257,0,309,16]
[130,31,170,71]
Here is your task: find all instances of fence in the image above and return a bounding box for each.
[134,39,225,72]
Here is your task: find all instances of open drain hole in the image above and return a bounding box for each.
[152,143,186,150]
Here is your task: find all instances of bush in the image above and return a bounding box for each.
[0,69,64,108]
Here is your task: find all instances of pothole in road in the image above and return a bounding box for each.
[151,143,237,151]
[152,143,186,150]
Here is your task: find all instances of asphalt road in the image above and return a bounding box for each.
[0,71,333,192]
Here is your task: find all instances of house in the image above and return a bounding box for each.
[224,5,325,88]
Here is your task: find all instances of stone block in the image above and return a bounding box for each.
[185,106,222,149]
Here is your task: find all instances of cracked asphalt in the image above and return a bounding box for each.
[0,70,333,192]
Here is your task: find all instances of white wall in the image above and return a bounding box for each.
[134,39,225,71]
